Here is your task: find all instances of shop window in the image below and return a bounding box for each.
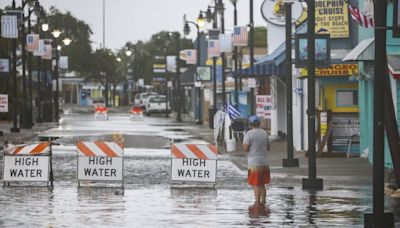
[336,90,358,107]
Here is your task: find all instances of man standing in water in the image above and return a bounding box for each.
[243,115,270,211]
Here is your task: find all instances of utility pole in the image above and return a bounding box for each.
[249,0,255,115]
[10,0,19,133]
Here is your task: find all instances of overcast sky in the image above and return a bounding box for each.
[1,0,267,51]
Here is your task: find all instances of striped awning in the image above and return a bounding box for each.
[231,40,288,78]
[343,38,400,79]
[388,55,400,79]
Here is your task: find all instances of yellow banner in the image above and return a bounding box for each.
[315,0,349,38]
[301,64,358,77]
[206,58,222,66]
[153,64,165,69]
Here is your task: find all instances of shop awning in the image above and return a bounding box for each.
[388,55,400,79]
[343,38,400,79]
[342,38,375,61]
[231,40,288,78]
[231,23,310,78]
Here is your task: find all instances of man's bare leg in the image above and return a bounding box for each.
[260,185,266,205]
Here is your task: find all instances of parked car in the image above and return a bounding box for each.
[134,92,158,108]
[144,95,170,115]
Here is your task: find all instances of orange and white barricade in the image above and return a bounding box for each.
[94,105,108,120]
[130,106,143,121]
[2,142,53,187]
[76,141,124,188]
[170,144,218,187]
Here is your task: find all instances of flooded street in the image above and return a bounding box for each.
[1,113,399,227]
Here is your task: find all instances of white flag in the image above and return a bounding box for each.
[59,56,68,69]
[33,39,45,56]
[219,34,233,53]
[42,44,52,60]
[1,15,18,38]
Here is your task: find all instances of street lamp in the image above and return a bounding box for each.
[167,32,182,122]
[51,28,68,122]
[184,18,202,124]
[26,1,42,129]
[230,0,239,108]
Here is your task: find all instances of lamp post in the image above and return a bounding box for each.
[215,0,226,107]
[364,0,395,226]
[167,32,182,122]
[26,1,41,127]
[10,0,19,133]
[230,0,239,108]
[124,49,132,106]
[282,2,299,168]
[249,0,255,115]
[184,18,202,124]
[204,1,219,119]
[36,21,48,123]
[302,0,323,190]
[52,29,61,121]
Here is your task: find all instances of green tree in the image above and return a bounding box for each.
[46,7,93,75]
[86,48,119,106]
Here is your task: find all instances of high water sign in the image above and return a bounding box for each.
[170,144,218,183]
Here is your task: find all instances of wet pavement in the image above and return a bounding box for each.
[0,111,399,227]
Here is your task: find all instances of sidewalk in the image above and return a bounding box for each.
[182,119,384,188]
[0,121,58,149]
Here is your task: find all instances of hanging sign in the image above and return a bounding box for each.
[256,95,272,119]
[261,0,304,26]
[0,59,9,73]
[1,15,18,38]
[0,94,9,112]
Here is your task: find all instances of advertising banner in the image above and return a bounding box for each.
[300,64,358,77]
[315,0,349,38]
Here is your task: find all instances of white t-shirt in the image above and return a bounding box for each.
[243,128,269,167]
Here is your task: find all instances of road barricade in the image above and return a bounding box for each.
[170,144,218,187]
[2,142,53,187]
[94,105,108,120]
[130,106,143,121]
[76,141,124,189]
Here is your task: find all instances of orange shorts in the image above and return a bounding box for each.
[248,166,271,186]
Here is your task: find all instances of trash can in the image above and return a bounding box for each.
[209,108,214,129]
[226,139,236,152]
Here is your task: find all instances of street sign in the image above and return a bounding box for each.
[3,156,50,182]
[0,94,8,113]
[77,157,123,181]
[2,142,52,183]
[76,141,124,184]
[170,144,218,184]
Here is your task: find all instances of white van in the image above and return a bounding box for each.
[134,92,158,108]
[144,95,170,115]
